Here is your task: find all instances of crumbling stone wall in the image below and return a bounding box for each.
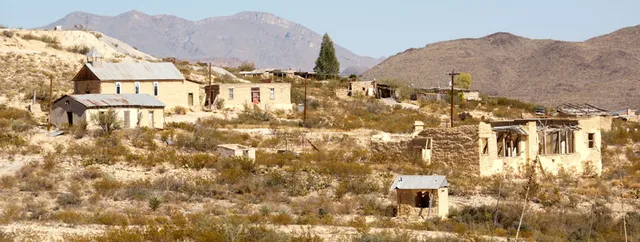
[416,126,480,173]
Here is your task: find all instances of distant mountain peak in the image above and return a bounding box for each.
[42,10,380,71]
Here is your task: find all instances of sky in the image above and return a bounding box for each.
[2,0,640,58]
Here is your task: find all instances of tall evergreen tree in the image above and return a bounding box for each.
[314,33,340,79]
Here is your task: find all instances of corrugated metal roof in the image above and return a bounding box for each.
[66,94,165,108]
[86,62,184,81]
[390,175,448,190]
[492,126,528,135]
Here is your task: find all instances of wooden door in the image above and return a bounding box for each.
[123,111,130,128]
[251,87,260,104]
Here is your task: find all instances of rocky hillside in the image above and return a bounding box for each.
[0,29,156,107]
[362,25,640,110]
[42,10,381,71]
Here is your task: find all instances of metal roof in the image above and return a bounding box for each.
[86,62,184,81]
[492,125,528,135]
[557,103,609,116]
[63,94,165,108]
[390,175,448,190]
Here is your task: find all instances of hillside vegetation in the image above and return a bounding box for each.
[362,25,640,110]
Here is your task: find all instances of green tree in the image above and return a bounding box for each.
[91,109,122,135]
[314,33,340,79]
[455,72,472,89]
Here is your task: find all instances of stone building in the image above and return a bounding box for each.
[51,94,165,129]
[72,51,201,110]
[349,80,376,97]
[390,175,449,219]
[411,116,606,176]
[216,144,256,161]
[205,83,292,111]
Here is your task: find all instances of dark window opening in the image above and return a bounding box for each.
[588,133,595,148]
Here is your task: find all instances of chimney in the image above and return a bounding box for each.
[414,121,424,133]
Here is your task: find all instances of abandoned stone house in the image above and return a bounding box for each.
[348,80,376,97]
[204,83,292,111]
[390,175,449,219]
[410,116,606,176]
[72,49,201,110]
[216,144,256,161]
[415,87,481,102]
[51,94,166,129]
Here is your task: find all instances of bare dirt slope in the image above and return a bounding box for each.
[0,29,156,107]
[362,25,640,110]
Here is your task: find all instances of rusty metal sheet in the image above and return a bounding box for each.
[66,94,165,108]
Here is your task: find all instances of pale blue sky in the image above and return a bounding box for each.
[2,0,640,58]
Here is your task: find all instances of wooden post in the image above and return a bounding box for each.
[208,63,212,110]
[48,76,53,131]
[303,78,307,127]
[447,70,460,128]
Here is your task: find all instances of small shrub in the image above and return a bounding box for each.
[148,196,163,211]
[2,30,14,38]
[171,106,187,115]
[66,44,90,55]
[56,193,83,207]
[91,109,122,135]
[91,32,102,39]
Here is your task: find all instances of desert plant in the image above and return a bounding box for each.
[2,30,14,38]
[172,106,187,115]
[66,44,90,54]
[237,62,256,72]
[148,196,163,211]
[91,109,122,135]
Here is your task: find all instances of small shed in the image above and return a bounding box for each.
[390,175,449,218]
[51,94,165,129]
[216,144,256,161]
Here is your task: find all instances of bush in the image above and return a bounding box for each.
[148,196,163,211]
[91,109,122,135]
[172,106,187,115]
[66,44,90,54]
[56,192,83,207]
[237,62,256,72]
[2,30,14,38]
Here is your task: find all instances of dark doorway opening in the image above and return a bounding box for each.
[415,191,430,208]
[66,111,73,125]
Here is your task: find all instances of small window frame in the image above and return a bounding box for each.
[228,88,234,100]
[269,88,275,100]
[115,82,122,94]
[153,82,159,96]
[134,82,140,94]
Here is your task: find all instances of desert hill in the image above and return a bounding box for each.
[42,10,381,71]
[362,26,640,110]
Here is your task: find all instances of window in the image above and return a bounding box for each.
[539,130,575,155]
[153,82,159,96]
[115,82,121,94]
[228,88,234,100]
[588,133,595,148]
[497,133,520,157]
[134,82,140,94]
[65,100,70,106]
[481,138,489,155]
[269,88,275,100]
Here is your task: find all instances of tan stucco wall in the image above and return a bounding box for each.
[94,80,200,110]
[396,188,448,219]
[479,117,602,177]
[85,107,164,129]
[214,83,292,111]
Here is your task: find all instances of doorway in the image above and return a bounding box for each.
[188,93,194,106]
[123,111,130,128]
[148,111,154,128]
[251,87,260,104]
[415,191,430,208]
[66,111,73,125]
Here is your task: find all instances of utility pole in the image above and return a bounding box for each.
[208,63,212,110]
[48,76,53,131]
[303,78,307,127]
[447,70,460,128]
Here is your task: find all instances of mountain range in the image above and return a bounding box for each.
[362,26,640,110]
[42,10,382,72]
